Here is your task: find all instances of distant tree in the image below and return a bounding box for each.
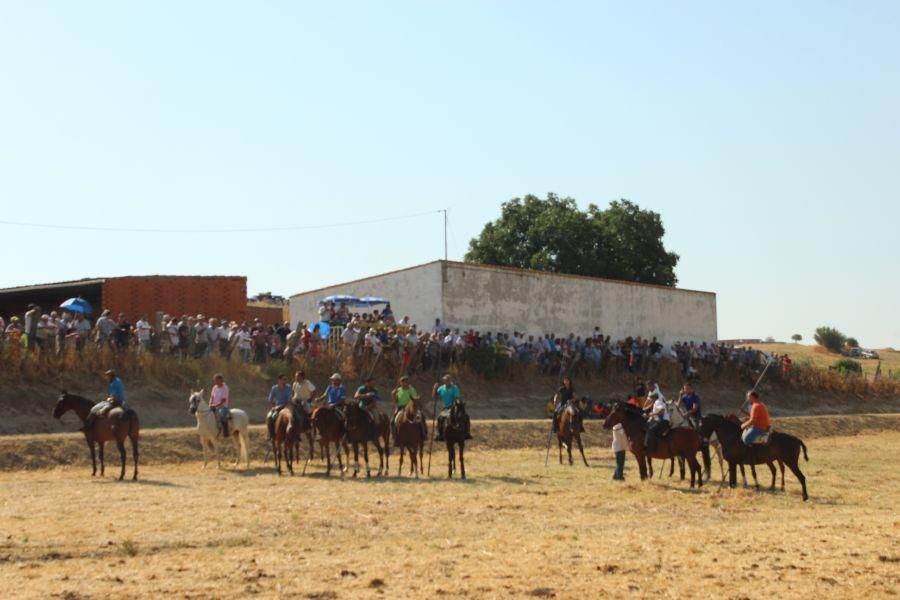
[465,194,680,286]
[791,334,802,343]
[764,336,775,343]
[814,326,847,353]
[845,337,860,348]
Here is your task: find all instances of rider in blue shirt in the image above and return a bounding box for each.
[266,374,293,439]
[84,369,127,429]
[433,374,471,441]
[678,383,702,429]
[318,373,348,421]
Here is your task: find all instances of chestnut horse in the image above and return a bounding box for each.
[699,414,808,501]
[603,402,703,488]
[344,403,388,478]
[557,404,588,466]
[394,401,426,477]
[53,391,140,481]
[311,405,347,476]
[272,406,306,476]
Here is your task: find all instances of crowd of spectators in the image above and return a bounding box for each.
[0,302,791,380]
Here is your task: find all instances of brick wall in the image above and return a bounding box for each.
[100,276,247,322]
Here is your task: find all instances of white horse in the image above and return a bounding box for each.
[188,390,250,469]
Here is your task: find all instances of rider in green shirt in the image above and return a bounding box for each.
[391,375,424,438]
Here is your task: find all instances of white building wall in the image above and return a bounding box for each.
[289,262,444,329]
[441,262,717,346]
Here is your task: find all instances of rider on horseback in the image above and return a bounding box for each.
[266,374,292,440]
[552,376,584,433]
[678,383,702,429]
[391,375,424,439]
[354,376,381,428]
[644,392,670,453]
[209,374,231,437]
[317,373,347,422]
[291,370,316,415]
[434,374,472,441]
[83,369,127,430]
[740,391,770,446]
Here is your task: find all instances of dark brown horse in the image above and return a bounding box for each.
[311,405,347,476]
[557,404,588,466]
[272,406,303,476]
[440,401,466,479]
[344,403,388,478]
[603,402,703,488]
[394,402,426,477]
[699,414,808,501]
[53,391,140,481]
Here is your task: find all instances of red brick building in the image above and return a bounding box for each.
[0,276,247,323]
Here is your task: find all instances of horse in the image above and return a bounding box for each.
[699,414,808,501]
[557,403,588,466]
[602,402,703,488]
[441,400,467,479]
[661,399,712,481]
[311,405,348,476]
[272,405,305,476]
[53,391,140,481]
[394,401,426,477]
[188,391,250,469]
[344,403,388,478]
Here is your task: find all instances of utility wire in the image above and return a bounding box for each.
[0,209,442,234]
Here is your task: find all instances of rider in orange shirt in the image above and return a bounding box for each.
[741,391,770,445]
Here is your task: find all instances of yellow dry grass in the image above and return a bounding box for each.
[755,343,900,377]
[1,429,899,599]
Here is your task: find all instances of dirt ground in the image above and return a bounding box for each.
[0,422,898,599]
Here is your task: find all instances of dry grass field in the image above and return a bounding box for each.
[1,419,899,599]
[755,343,900,377]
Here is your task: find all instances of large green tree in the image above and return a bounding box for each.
[464,193,679,286]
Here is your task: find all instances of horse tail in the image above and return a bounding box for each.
[125,409,140,440]
[238,428,250,467]
[799,439,808,462]
[700,439,711,475]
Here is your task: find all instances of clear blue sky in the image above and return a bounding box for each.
[1,2,898,347]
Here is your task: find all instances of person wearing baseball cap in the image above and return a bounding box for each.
[316,373,347,423]
[83,369,127,430]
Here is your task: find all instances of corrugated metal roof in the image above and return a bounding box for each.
[0,278,107,294]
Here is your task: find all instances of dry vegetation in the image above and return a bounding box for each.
[756,342,900,378]
[0,420,899,599]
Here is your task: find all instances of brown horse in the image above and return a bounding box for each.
[394,402,426,477]
[272,406,304,476]
[53,391,140,481]
[700,414,808,501]
[557,404,588,466]
[603,402,703,488]
[440,401,466,479]
[311,405,347,476]
[344,403,387,478]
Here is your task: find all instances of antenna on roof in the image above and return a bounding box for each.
[442,208,448,262]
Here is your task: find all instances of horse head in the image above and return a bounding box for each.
[52,391,71,419]
[602,402,624,430]
[698,414,728,441]
[188,390,205,415]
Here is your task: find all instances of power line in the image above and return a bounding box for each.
[0,209,443,234]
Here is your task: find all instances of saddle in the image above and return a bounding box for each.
[750,430,772,445]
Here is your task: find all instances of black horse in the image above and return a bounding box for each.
[699,414,809,501]
[441,401,467,479]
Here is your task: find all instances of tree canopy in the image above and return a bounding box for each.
[464,193,679,286]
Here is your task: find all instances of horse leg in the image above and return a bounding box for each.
[88,440,97,476]
[363,442,371,478]
[636,452,647,480]
[779,460,786,490]
[335,442,346,478]
[411,447,419,478]
[447,442,454,479]
[668,458,674,478]
[116,440,126,481]
[567,438,574,466]
[767,461,777,490]
[459,442,465,480]
[303,433,313,476]
[558,437,563,465]
[678,457,686,481]
[352,443,360,478]
[739,464,748,486]
[687,455,702,488]
[232,431,241,466]
[750,464,760,490]
[729,461,737,488]
[398,445,405,477]
[131,434,139,481]
[576,435,588,467]
[785,458,808,501]
[324,442,331,476]
[419,440,425,475]
[274,440,282,475]
[98,442,105,477]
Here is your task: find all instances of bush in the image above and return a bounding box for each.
[461,344,502,379]
[814,326,846,353]
[833,358,862,376]
[845,337,859,348]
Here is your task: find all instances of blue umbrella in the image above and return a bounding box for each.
[320,294,359,305]
[308,321,331,338]
[59,297,93,315]
[356,296,388,306]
